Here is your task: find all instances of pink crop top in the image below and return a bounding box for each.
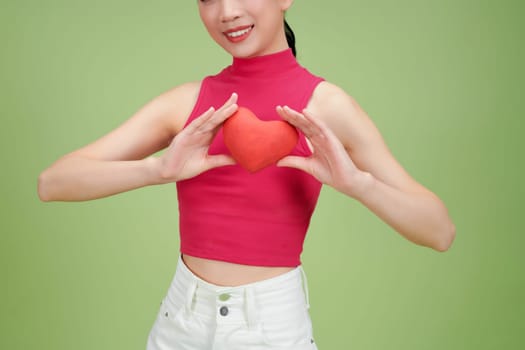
[176,49,324,267]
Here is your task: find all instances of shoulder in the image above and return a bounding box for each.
[307,82,429,195]
[162,81,202,99]
[58,81,205,162]
[152,81,203,133]
[309,81,359,110]
[307,81,373,149]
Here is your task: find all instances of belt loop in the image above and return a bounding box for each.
[244,287,258,330]
[300,266,310,309]
[185,280,197,314]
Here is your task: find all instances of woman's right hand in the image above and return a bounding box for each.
[156,93,238,182]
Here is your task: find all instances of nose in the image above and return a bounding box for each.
[219,0,241,23]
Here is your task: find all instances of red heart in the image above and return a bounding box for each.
[223,107,299,172]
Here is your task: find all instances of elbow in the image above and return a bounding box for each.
[433,222,456,252]
[37,170,53,202]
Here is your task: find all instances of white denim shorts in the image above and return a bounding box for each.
[146,256,318,350]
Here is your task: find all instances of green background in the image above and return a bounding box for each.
[1,0,523,349]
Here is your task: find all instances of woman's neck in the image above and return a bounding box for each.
[229,48,298,79]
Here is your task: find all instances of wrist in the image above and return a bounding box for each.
[144,156,171,185]
[342,171,376,200]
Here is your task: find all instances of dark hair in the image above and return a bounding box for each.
[284,19,296,57]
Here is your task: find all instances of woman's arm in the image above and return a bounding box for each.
[276,82,456,252]
[38,83,238,201]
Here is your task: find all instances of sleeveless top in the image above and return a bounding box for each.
[176,49,324,267]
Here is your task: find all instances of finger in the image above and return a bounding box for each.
[301,108,346,150]
[279,105,318,134]
[277,106,322,140]
[212,92,238,121]
[186,107,215,132]
[188,93,238,132]
[204,154,236,170]
[196,105,238,136]
[276,105,303,128]
[217,92,238,112]
[282,106,339,145]
[213,102,238,125]
[276,155,312,173]
[201,93,239,132]
[301,109,332,137]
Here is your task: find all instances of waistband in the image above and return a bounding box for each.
[163,256,311,328]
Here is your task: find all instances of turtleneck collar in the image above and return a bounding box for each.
[228,49,299,79]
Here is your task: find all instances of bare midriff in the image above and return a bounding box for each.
[182,254,295,287]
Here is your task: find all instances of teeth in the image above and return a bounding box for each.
[227,27,251,38]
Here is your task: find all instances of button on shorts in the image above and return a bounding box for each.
[146,256,318,350]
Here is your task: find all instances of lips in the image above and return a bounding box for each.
[224,25,254,43]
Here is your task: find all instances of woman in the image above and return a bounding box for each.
[38,0,456,349]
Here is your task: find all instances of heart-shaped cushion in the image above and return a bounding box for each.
[223,107,298,173]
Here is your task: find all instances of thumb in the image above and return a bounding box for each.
[205,154,237,171]
[276,155,310,172]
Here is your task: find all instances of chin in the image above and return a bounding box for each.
[212,38,259,58]
[223,46,258,58]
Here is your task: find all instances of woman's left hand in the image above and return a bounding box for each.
[276,106,372,198]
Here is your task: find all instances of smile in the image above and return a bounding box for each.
[224,25,254,42]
